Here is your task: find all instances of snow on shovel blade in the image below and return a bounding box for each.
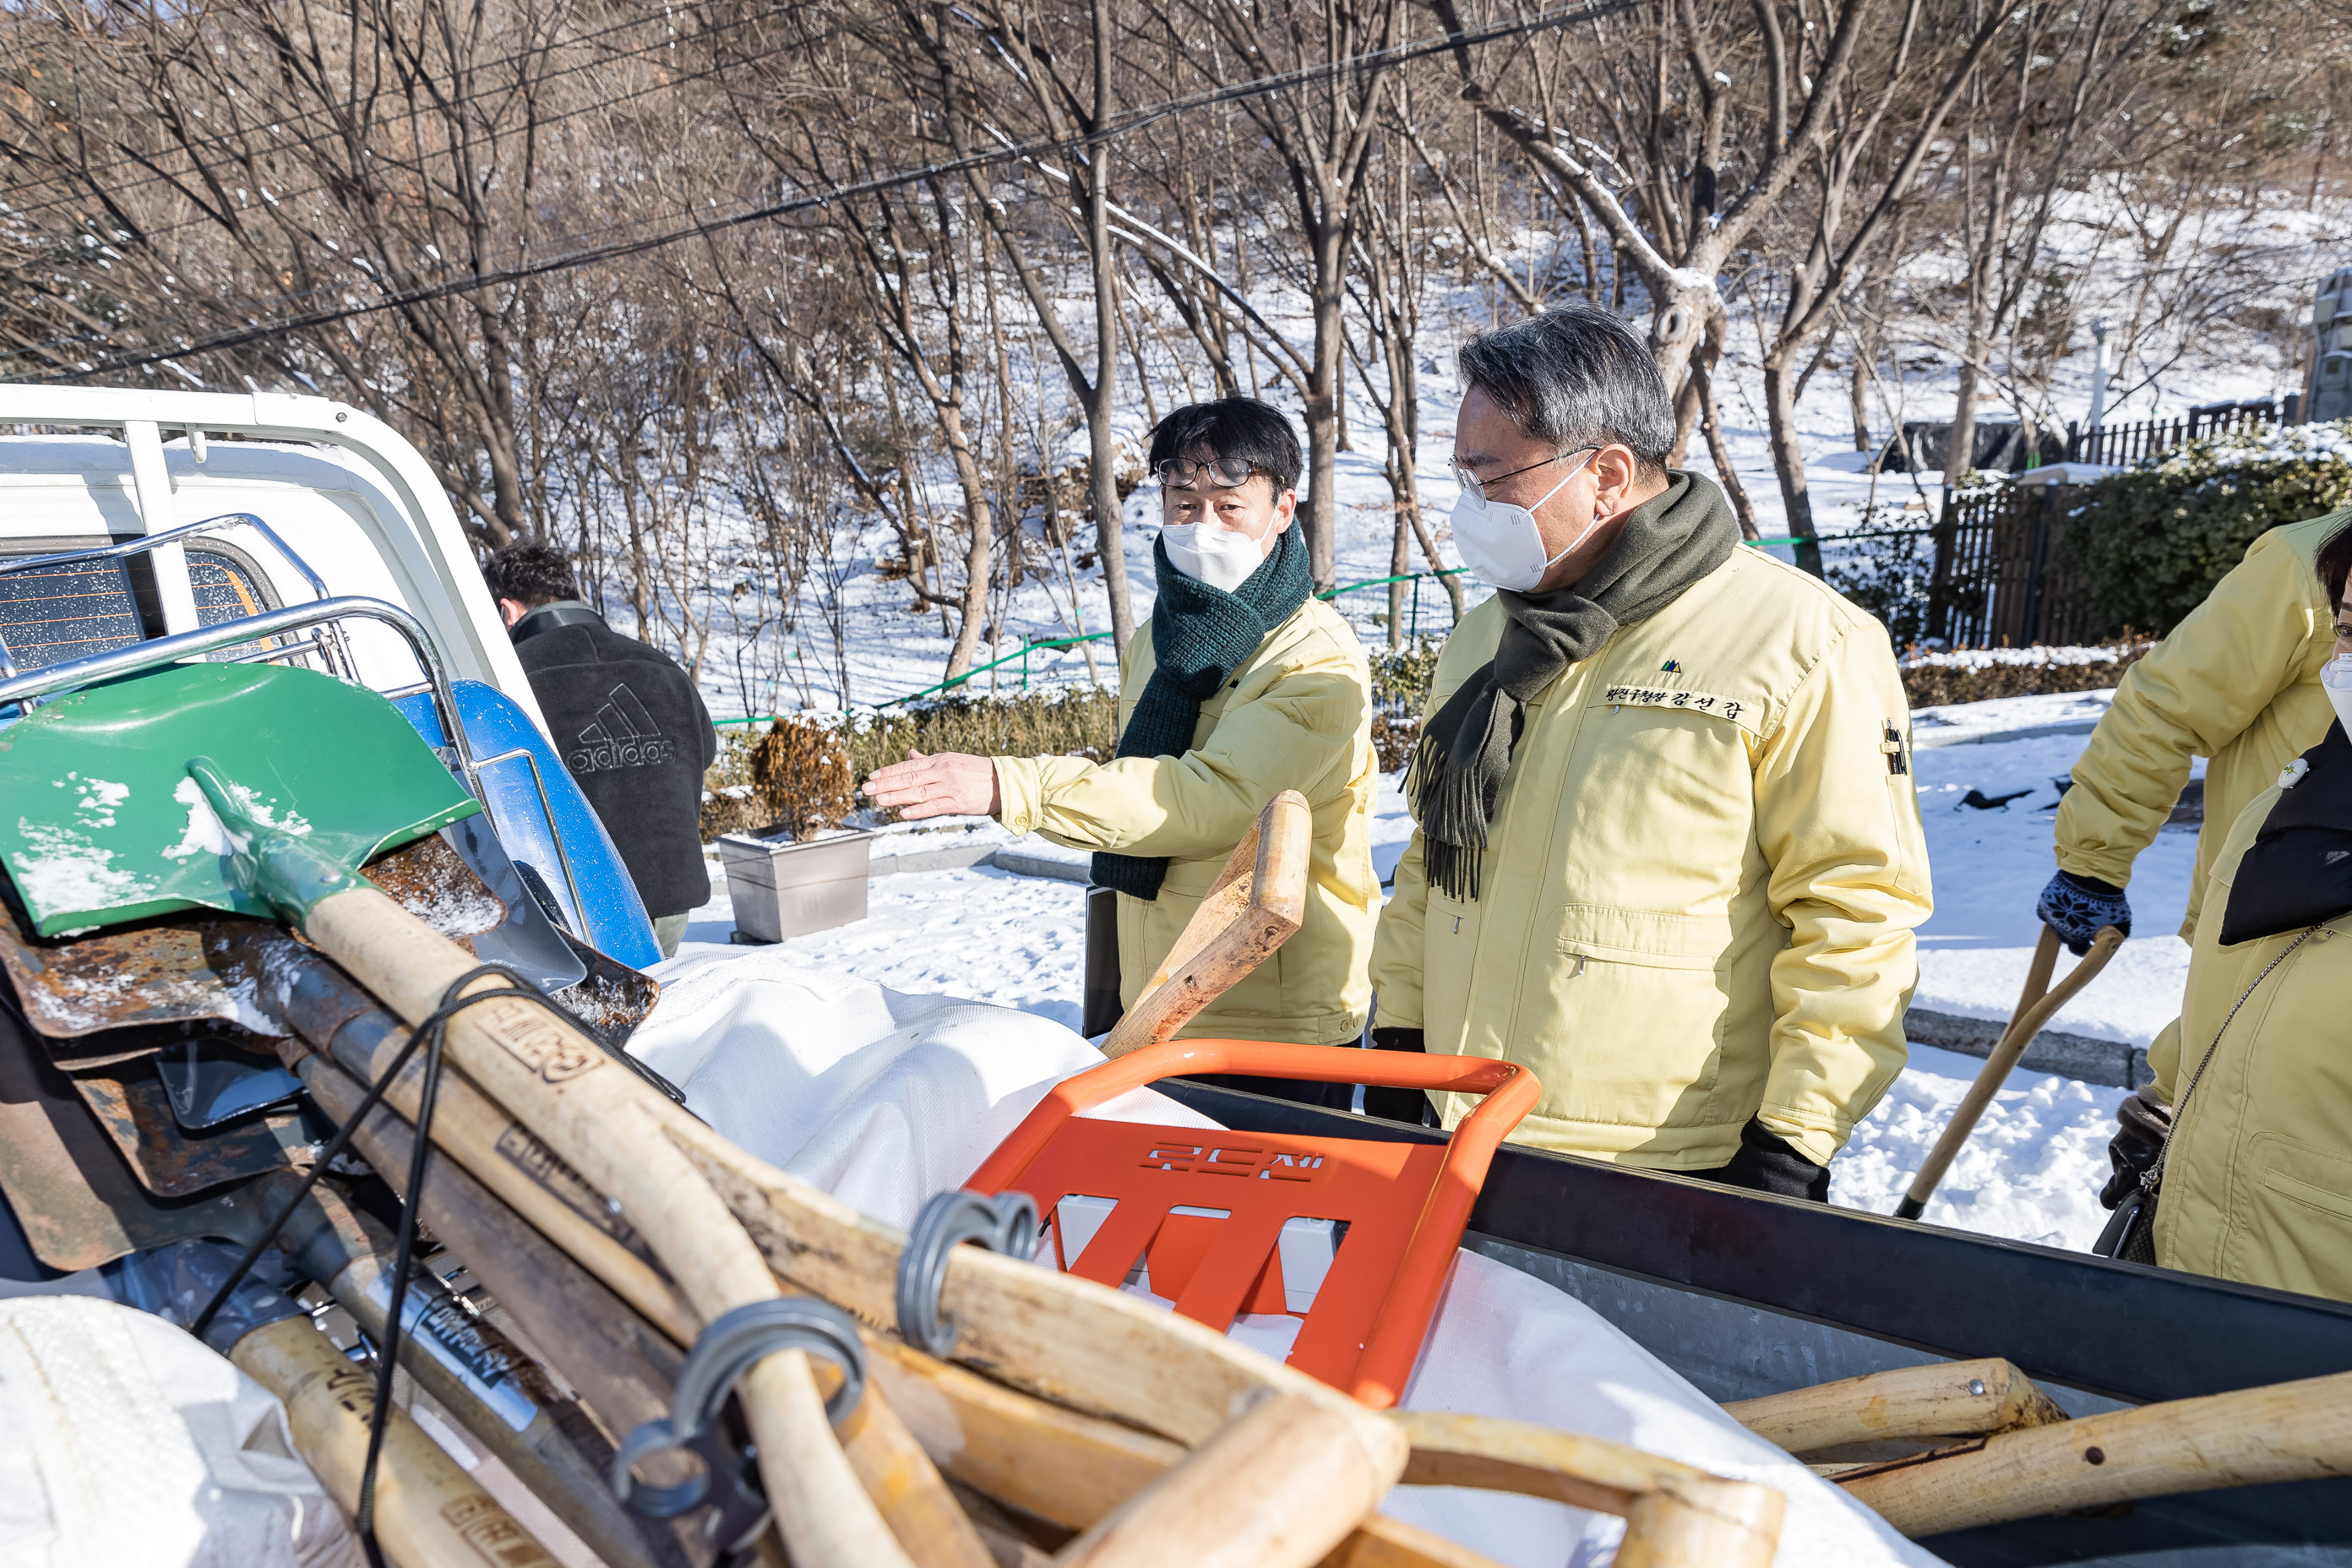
[0,662,478,937]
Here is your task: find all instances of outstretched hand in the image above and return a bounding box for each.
[863,750,1000,820]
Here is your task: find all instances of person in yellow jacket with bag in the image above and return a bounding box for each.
[2037,509,2346,956]
[2098,521,2352,1302]
[1365,307,1933,1198]
[865,399,1379,1093]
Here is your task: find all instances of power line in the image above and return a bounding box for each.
[25,0,1646,384]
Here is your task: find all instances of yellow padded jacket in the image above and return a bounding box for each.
[994,596,1378,1045]
[2151,783,2352,1303]
[2055,512,2343,940]
[1369,549,1932,1168]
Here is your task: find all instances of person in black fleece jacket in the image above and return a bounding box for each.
[485,544,716,956]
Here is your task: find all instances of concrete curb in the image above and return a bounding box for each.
[1910,717,2102,751]
[1904,1004,2152,1089]
[987,848,1092,883]
[870,843,1001,876]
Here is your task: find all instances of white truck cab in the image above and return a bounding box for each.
[0,386,657,966]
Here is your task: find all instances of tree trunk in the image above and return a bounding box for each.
[1087,137,1135,658]
[1696,357,1761,541]
[1302,232,1346,589]
[941,406,996,678]
[1762,353,1820,574]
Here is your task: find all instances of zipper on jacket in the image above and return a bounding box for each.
[1490,648,1605,1052]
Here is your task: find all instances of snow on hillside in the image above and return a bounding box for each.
[669,690,2190,1255]
[655,195,2336,720]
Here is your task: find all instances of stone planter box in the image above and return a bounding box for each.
[716,828,876,944]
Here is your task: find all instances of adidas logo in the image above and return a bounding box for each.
[568,683,678,773]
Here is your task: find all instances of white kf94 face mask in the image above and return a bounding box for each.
[1160,521,1270,593]
[1451,448,1601,592]
[2322,653,2352,735]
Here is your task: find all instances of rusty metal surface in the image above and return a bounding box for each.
[552,933,658,1050]
[0,833,504,1070]
[69,1064,318,1198]
[0,894,286,1065]
[362,830,505,939]
[0,1010,263,1271]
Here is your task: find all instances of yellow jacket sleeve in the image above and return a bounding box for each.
[2056,528,2327,890]
[1750,621,1933,1165]
[992,645,1367,861]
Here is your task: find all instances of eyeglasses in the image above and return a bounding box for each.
[1448,445,1598,503]
[1155,456,1260,490]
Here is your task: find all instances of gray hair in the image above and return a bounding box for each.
[1457,305,1675,472]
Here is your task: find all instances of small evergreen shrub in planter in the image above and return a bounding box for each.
[2061,422,2352,635]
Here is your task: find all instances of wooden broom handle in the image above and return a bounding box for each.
[231,1315,561,1568]
[1101,790,1312,1059]
[1898,924,2123,1217]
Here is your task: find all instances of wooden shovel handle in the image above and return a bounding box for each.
[1100,791,1312,1059]
[1054,1392,1406,1568]
[231,1315,562,1568]
[1721,1358,2067,1456]
[300,885,949,1568]
[1391,1410,1783,1568]
[1839,1368,2352,1537]
[1898,923,2124,1217]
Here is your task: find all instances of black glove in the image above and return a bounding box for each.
[1712,1120,1832,1202]
[2037,870,2132,956]
[2100,1087,2172,1210]
[1363,1026,1438,1126]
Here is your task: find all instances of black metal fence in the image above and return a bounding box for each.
[2063,398,2289,467]
[1923,482,2101,645]
[1914,404,2299,645]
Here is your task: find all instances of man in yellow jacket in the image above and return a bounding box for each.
[1367,307,1932,1198]
[866,399,1379,1085]
[2039,510,2344,955]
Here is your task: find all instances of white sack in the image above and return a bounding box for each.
[0,1295,354,1568]
[634,950,1944,1568]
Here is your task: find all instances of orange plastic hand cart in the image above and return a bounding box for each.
[963,1037,1538,1407]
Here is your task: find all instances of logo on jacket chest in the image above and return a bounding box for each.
[569,683,677,773]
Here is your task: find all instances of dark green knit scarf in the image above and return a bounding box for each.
[1092,523,1312,899]
[1407,472,1739,902]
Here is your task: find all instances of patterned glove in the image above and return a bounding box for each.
[2037,870,2132,956]
[1715,1120,1832,1202]
[2101,1087,2172,1210]
[1363,1026,1437,1126]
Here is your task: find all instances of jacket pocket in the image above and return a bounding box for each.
[1552,902,1740,970]
[1517,943,1734,1130]
[2233,1134,2352,1301]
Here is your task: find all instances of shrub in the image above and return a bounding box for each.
[1898,639,2155,707]
[1825,509,1939,648]
[700,688,1122,841]
[700,714,855,840]
[2061,422,2352,635]
[1369,636,1444,717]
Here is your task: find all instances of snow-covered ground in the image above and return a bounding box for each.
[674,689,2191,1255]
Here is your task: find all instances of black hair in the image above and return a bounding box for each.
[1145,397,1304,493]
[1458,304,1675,476]
[483,542,580,608]
[2320,518,2352,612]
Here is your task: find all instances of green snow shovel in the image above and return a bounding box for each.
[0,661,479,938]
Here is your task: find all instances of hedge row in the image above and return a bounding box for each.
[702,628,2157,839]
